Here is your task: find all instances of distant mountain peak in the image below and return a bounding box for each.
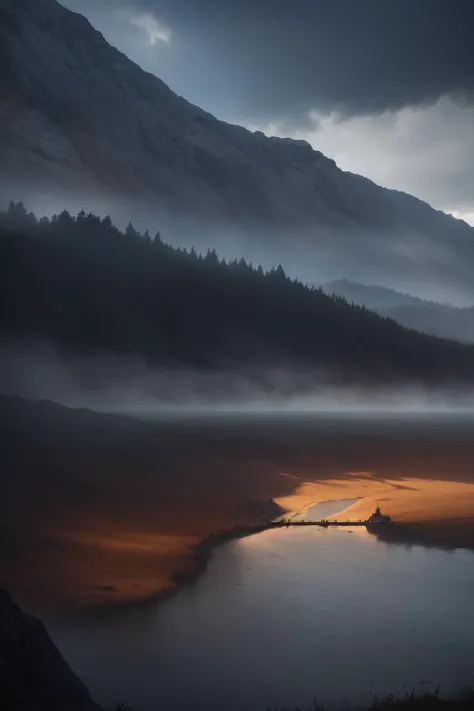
[323,280,474,344]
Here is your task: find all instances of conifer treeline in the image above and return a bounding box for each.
[1,201,473,382]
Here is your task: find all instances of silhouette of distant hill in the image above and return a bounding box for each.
[323,280,426,310]
[324,280,474,344]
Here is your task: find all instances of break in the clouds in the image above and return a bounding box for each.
[60,0,474,223]
[120,10,171,46]
[247,97,474,223]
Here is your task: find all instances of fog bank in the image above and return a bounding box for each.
[1,340,473,418]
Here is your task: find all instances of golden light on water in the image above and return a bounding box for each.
[25,474,474,612]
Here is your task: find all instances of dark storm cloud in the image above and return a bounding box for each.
[63,0,474,124]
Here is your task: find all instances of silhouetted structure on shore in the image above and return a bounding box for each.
[271,507,392,529]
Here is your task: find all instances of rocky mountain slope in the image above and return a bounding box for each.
[1,0,474,297]
[324,280,474,343]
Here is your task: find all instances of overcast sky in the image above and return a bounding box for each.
[61,0,474,225]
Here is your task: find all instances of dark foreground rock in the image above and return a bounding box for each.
[0,590,104,711]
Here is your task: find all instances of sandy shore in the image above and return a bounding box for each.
[2,397,474,614]
[276,476,474,550]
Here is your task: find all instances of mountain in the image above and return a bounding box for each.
[2,202,474,386]
[1,0,474,300]
[324,280,474,343]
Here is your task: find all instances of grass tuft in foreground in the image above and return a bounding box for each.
[267,688,474,710]
[113,688,474,711]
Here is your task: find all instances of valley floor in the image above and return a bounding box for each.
[2,396,474,615]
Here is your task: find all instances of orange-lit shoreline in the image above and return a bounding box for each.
[6,474,474,617]
[3,398,474,615]
[40,473,474,616]
[276,474,474,551]
[276,474,474,524]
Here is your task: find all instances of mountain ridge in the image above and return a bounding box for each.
[1,0,474,299]
[323,280,431,309]
[323,280,474,343]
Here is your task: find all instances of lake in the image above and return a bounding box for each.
[49,520,474,711]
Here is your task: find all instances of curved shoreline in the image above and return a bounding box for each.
[74,523,272,617]
[157,519,474,611]
[172,523,270,586]
[63,508,474,619]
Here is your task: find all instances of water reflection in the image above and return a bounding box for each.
[292,498,360,520]
[276,475,474,550]
[50,526,474,711]
[4,403,474,611]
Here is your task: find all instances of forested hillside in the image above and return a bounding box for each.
[1,202,474,383]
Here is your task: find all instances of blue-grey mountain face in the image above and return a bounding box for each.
[1,0,474,300]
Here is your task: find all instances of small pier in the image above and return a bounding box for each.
[271,519,366,528]
[270,507,391,530]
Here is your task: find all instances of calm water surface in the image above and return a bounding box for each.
[50,524,474,710]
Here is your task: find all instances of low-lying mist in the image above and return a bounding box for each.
[2,339,473,419]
